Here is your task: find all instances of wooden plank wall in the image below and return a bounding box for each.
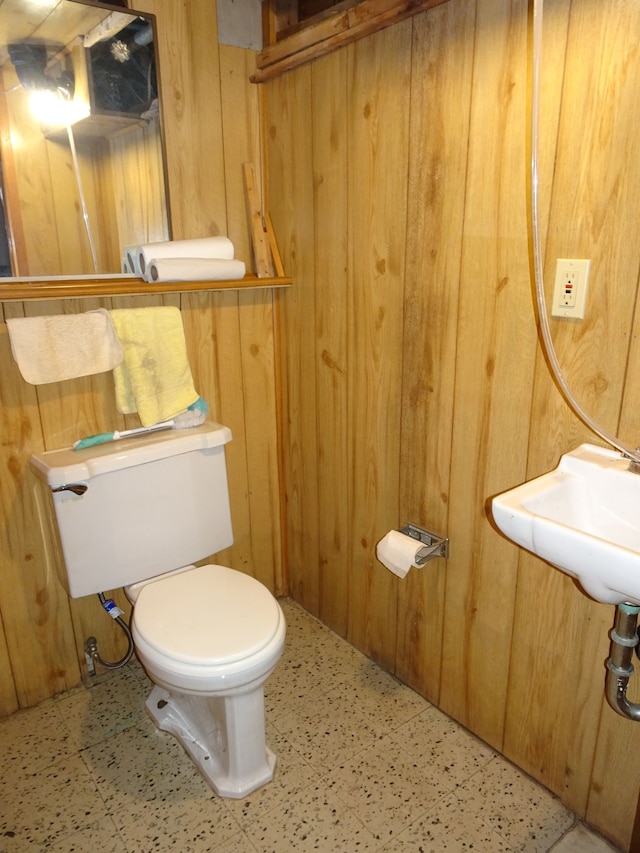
[0,0,283,721]
[266,0,640,848]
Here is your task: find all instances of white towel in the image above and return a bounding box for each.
[6,309,123,385]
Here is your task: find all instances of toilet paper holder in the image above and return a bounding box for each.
[399,523,449,563]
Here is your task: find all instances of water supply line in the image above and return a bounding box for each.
[84,592,134,675]
[530,1,640,720]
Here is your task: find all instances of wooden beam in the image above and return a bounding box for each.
[243,162,276,277]
[253,0,451,82]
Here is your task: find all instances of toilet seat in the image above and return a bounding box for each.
[131,563,286,695]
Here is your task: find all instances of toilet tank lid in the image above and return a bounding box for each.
[30,421,232,487]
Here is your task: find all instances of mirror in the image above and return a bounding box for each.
[0,0,170,279]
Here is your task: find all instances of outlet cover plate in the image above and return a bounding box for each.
[551,258,591,319]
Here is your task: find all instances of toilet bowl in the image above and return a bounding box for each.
[29,422,286,798]
[128,563,286,797]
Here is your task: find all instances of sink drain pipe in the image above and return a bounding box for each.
[605,604,640,720]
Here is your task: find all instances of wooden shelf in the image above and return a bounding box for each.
[0,274,292,302]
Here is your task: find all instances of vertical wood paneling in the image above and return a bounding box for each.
[47,139,107,273]
[346,23,412,668]
[188,290,252,575]
[502,0,606,805]
[269,0,640,848]
[0,303,81,706]
[588,687,640,847]
[0,70,27,276]
[311,48,350,634]
[267,64,320,610]
[139,0,227,241]
[237,291,282,591]
[218,44,283,593]
[505,564,612,813]
[0,608,18,715]
[505,0,640,837]
[396,0,474,702]
[108,119,168,256]
[218,45,262,266]
[4,89,62,275]
[440,0,537,746]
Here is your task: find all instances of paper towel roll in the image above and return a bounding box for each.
[124,245,141,275]
[376,530,433,579]
[145,257,246,283]
[137,237,235,276]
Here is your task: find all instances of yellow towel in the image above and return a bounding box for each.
[109,307,198,426]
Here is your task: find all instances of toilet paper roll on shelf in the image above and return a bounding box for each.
[123,245,141,275]
[145,257,246,283]
[136,237,236,277]
[376,525,448,578]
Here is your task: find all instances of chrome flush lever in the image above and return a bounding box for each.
[52,483,88,496]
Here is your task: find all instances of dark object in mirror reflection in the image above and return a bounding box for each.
[8,42,74,99]
[88,18,156,115]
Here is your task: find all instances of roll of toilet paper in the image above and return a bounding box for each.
[123,245,141,276]
[145,257,246,283]
[136,237,235,276]
[376,530,433,579]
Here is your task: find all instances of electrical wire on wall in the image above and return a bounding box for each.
[529,0,640,464]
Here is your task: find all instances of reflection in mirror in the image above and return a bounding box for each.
[0,0,170,279]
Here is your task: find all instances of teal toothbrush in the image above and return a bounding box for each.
[72,398,209,451]
[72,420,175,450]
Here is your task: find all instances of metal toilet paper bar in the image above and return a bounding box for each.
[399,523,449,564]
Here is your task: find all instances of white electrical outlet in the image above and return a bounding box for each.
[551,258,591,319]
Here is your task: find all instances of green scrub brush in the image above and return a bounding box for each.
[72,398,209,450]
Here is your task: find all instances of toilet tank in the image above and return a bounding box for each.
[30,422,233,598]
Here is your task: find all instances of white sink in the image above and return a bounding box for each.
[491,444,640,605]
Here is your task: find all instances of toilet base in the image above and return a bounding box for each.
[145,685,276,798]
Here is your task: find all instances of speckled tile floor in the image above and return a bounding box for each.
[0,599,622,852]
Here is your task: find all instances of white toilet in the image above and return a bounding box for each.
[30,422,286,798]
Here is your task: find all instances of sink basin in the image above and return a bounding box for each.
[491,444,640,605]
